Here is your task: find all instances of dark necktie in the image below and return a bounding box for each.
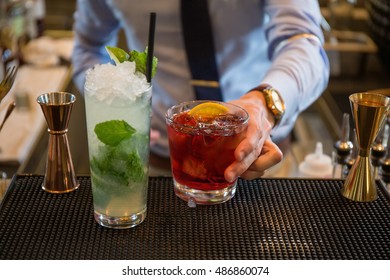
[180,0,223,101]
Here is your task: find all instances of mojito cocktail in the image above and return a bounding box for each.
[166,101,248,205]
[85,60,152,229]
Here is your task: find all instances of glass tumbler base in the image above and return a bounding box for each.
[173,179,237,205]
[94,209,146,229]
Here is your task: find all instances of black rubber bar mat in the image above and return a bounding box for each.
[0,175,389,260]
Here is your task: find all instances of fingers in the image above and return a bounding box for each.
[247,140,283,172]
[225,110,271,181]
[239,140,283,180]
[227,139,263,180]
[224,135,264,182]
[234,116,269,161]
[224,139,283,182]
[222,97,283,182]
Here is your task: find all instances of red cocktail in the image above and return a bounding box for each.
[166,101,248,205]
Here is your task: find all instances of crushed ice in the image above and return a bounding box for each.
[85,61,150,105]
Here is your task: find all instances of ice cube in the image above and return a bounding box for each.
[182,157,208,179]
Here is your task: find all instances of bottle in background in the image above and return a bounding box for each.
[298,142,333,178]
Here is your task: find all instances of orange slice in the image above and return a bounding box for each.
[188,102,228,121]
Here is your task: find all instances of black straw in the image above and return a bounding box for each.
[146,12,156,83]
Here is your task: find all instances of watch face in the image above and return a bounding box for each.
[271,90,285,112]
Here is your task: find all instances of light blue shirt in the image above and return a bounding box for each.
[72,0,330,157]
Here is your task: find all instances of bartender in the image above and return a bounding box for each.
[71,0,330,181]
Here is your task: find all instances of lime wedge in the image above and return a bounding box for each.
[105,46,130,65]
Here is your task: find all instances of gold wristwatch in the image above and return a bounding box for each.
[252,85,285,127]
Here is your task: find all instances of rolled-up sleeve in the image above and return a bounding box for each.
[261,1,330,142]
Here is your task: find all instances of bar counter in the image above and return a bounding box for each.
[0,175,389,260]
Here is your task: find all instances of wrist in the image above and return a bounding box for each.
[245,90,276,127]
[249,84,285,128]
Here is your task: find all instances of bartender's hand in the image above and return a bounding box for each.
[224,91,283,182]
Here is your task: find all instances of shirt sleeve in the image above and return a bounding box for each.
[261,1,330,142]
[72,0,121,93]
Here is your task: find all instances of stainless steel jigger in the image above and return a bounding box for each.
[341,92,390,202]
[37,92,79,193]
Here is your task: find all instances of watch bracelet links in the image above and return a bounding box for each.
[249,85,285,128]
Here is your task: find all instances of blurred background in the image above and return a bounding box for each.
[1,0,390,185]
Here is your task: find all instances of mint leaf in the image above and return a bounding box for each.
[126,150,145,182]
[91,120,147,188]
[94,120,136,147]
[90,144,146,187]
[129,48,158,78]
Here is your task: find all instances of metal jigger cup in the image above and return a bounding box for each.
[341,92,390,202]
[37,92,79,193]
